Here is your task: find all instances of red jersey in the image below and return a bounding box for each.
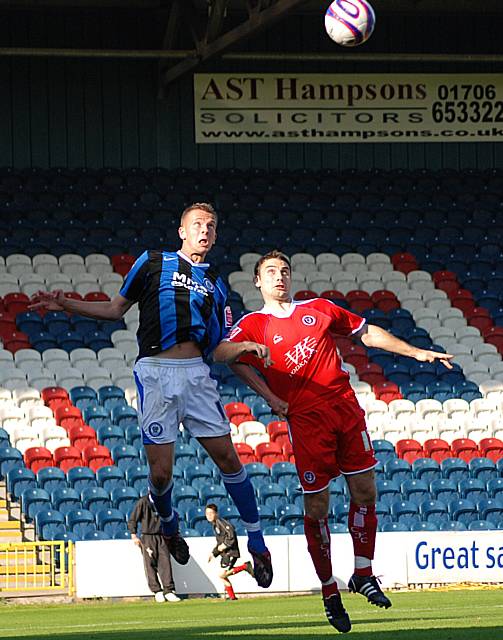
[225,298,365,415]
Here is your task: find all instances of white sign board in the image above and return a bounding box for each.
[194,74,503,143]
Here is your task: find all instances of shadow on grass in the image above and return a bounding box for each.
[5,624,503,640]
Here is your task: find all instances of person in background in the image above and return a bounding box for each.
[128,494,181,603]
[205,503,254,600]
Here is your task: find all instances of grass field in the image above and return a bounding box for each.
[0,589,502,640]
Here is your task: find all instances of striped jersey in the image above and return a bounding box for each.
[120,250,231,360]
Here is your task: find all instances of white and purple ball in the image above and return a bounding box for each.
[325,0,376,47]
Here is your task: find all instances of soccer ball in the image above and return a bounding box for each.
[325,0,376,47]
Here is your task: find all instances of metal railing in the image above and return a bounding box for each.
[0,541,74,595]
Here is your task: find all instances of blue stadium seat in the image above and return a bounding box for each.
[66,507,95,534]
[21,487,51,522]
[80,486,111,514]
[372,440,396,463]
[51,487,82,515]
[0,447,24,478]
[84,406,110,430]
[384,459,411,482]
[469,457,497,481]
[96,465,126,491]
[67,466,97,491]
[175,442,197,460]
[44,311,71,334]
[125,424,141,448]
[487,478,503,500]
[376,478,401,506]
[430,478,459,502]
[467,520,495,531]
[410,521,439,532]
[441,458,469,481]
[35,509,66,540]
[194,521,214,536]
[43,523,68,541]
[400,479,430,505]
[410,362,437,384]
[0,428,9,445]
[332,502,351,523]
[179,527,199,538]
[270,461,297,482]
[96,508,126,534]
[111,405,138,428]
[263,525,290,535]
[110,444,139,470]
[186,506,207,528]
[275,504,303,528]
[418,499,449,523]
[256,482,286,504]
[458,478,488,501]
[125,464,148,491]
[97,385,125,409]
[477,498,503,525]
[412,458,441,482]
[244,462,270,480]
[70,386,98,411]
[83,530,110,541]
[17,312,44,334]
[36,467,67,492]
[390,500,419,526]
[438,521,467,531]
[172,485,198,509]
[111,485,140,513]
[184,463,213,484]
[199,484,227,504]
[448,498,478,525]
[381,522,409,532]
[7,467,36,501]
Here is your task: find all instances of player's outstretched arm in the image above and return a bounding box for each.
[356,324,454,369]
[213,340,273,367]
[230,362,289,419]
[29,289,133,321]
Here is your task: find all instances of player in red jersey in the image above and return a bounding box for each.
[213,250,453,633]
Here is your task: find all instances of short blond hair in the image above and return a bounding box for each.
[180,202,218,225]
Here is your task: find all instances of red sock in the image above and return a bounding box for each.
[230,563,248,575]
[304,515,334,585]
[348,502,377,577]
[224,584,237,600]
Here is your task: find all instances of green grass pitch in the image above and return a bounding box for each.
[0,589,502,639]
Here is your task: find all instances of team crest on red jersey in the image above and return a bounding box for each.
[303,470,316,484]
[302,315,316,326]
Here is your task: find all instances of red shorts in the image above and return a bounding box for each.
[288,392,376,493]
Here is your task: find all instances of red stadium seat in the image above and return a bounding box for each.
[371,290,400,312]
[294,290,317,301]
[395,439,423,464]
[55,405,84,431]
[64,292,84,301]
[437,280,462,296]
[112,254,136,277]
[423,438,451,463]
[320,290,345,302]
[282,440,295,464]
[391,252,416,266]
[345,291,373,313]
[373,382,401,403]
[224,402,252,422]
[3,292,30,315]
[341,344,368,369]
[451,437,479,462]
[53,446,83,472]
[4,332,31,353]
[466,307,493,332]
[234,442,256,464]
[69,425,98,452]
[24,446,54,473]
[267,420,289,441]
[0,312,16,338]
[82,444,113,472]
[41,386,69,411]
[255,441,283,466]
[84,292,110,302]
[433,270,458,285]
[479,437,503,462]
[358,363,385,386]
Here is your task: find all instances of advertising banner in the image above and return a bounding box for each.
[194,74,503,144]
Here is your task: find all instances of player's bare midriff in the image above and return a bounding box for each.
[156,341,202,359]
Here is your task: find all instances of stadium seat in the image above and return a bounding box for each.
[24,446,54,473]
[448,498,478,525]
[80,486,111,514]
[35,508,66,540]
[51,487,82,515]
[36,466,67,492]
[67,466,97,491]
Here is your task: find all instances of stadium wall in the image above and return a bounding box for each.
[0,8,501,171]
[75,532,503,598]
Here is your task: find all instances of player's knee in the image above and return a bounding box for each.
[350,484,376,505]
[149,467,173,492]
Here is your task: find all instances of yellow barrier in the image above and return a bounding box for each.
[0,541,74,595]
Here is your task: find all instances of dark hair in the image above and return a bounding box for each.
[180,202,218,225]
[205,503,218,512]
[254,250,291,277]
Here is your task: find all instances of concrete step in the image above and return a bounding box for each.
[0,531,23,542]
[0,521,22,531]
[0,563,51,575]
